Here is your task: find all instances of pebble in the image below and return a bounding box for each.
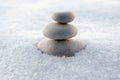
[43,23,78,40]
[52,12,75,23]
[37,39,86,57]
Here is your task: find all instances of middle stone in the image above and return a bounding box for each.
[43,23,78,40]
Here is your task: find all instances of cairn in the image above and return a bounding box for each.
[37,12,86,57]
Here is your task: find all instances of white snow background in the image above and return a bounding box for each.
[0,0,120,80]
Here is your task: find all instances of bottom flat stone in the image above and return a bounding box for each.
[37,39,86,57]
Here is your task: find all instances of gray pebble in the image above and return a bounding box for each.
[52,12,75,23]
[43,23,78,40]
[37,39,86,57]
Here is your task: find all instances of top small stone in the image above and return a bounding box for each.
[52,12,75,23]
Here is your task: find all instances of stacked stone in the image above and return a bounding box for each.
[37,12,86,57]
[43,12,77,40]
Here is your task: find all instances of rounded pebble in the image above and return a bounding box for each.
[37,39,86,57]
[43,23,78,40]
[52,12,75,23]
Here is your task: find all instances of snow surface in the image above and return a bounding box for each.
[0,0,120,80]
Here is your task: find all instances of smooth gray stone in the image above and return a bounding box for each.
[43,23,78,40]
[37,39,86,57]
[52,12,75,23]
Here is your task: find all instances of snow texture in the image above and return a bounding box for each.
[0,0,120,80]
